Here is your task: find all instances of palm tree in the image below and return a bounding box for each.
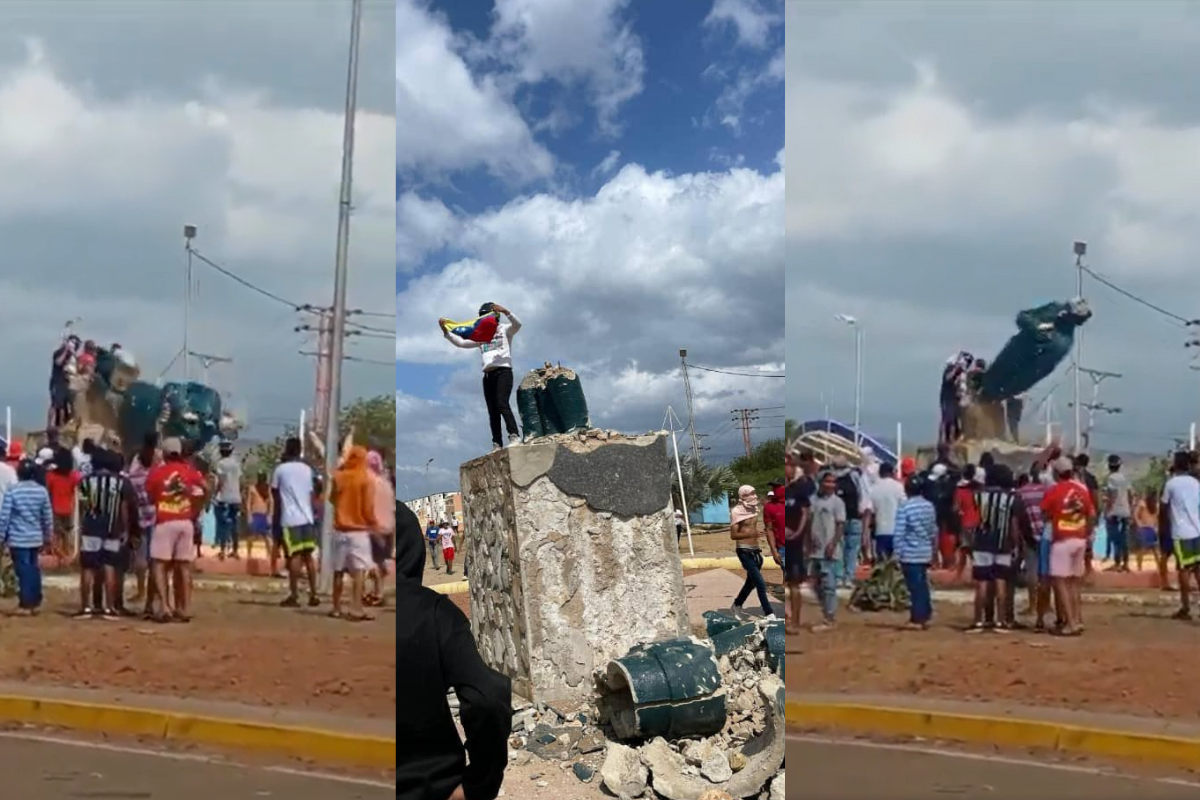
[673,454,739,513]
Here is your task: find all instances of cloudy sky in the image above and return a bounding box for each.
[788,1,1200,456]
[396,0,784,498]
[0,1,395,441]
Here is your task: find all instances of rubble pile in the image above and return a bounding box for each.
[460,615,784,799]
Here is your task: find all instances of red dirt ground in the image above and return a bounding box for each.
[790,602,1200,720]
[0,590,395,719]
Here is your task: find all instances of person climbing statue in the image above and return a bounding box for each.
[439,303,523,451]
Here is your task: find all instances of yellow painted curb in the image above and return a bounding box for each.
[0,695,395,769]
[430,556,780,595]
[785,699,1200,770]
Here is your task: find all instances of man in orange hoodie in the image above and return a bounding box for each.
[330,446,378,621]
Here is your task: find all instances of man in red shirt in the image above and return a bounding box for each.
[764,481,786,563]
[144,437,207,622]
[44,450,81,569]
[1040,456,1096,636]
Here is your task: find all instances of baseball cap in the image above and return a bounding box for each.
[1052,455,1074,475]
[162,437,183,455]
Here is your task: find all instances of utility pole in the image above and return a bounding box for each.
[731,408,759,459]
[185,350,232,386]
[1072,241,1086,452]
[679,349,701,462]
[298,308,334,439]
[1069,366,1121,453]
[318,0,363,595]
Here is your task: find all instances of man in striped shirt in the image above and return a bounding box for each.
[969,465,1024,633]
[894,474,939,629]
[78,450,139,618]
[0,460,53,614]
[1015,467,1053,630]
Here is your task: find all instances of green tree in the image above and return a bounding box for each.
[729,437,785,497]
[785,418,798,444]
[1133,455,1168,497]
[673,454,739,513]
[243,394,396,479]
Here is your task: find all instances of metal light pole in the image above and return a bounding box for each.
[835,314,863,446]
[183,225,197,383]
[1073,241,1086,453]
[319,0,363,594]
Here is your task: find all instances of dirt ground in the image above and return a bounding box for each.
[0,588,395,719]
[790,601,1200,721]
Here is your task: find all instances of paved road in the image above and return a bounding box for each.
[0,734,393,798]
[789,737,1200,799]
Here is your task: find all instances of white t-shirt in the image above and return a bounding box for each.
[0,461,17,507]
[869,477,907,536]
[272,461,316,528]
[480,315,520,372]
[1162,474,1200,541]
[438,525,455,549]
[674,509,683,526]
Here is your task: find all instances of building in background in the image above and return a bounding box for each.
[406,491,463,530]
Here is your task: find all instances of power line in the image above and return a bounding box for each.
[1081,264,1191,326]
[686,362,784,378]
[190,248,394,319]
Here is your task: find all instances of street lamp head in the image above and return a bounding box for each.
[183,225,197,241]
[834,314,858,325]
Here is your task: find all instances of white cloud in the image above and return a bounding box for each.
[395,0,553,181]
[396,160,785,487]
[489,0,645,136]
[591,149,622,178]
[0,29,395,430]
[704,0,781,50]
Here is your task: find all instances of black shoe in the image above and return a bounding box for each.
[73,607,96,620]
[280,596,301,608]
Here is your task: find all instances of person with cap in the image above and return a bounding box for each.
[76,447,139,619]
[0,458,53,614]
[1040,456,1096,635]
[397,498,513,800]
[968,464,1022,633]
[439,303,523,451]
[730,484,778,620]
[144,437,208,622]
[1159,450,1200,621]
[1103,454,1133,573]
[893,471,938,630]
[272,436,323,608]
[212,440,243,560]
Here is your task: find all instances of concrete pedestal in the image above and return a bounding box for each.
[460,433,690,704]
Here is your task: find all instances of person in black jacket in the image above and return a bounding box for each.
[397,501,512,800]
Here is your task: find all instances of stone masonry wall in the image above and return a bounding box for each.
[460,450,532,700]
[461,433,690,704]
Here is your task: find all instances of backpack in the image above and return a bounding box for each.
[834,470,861,521]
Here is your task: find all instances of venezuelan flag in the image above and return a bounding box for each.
[442,313,499,343]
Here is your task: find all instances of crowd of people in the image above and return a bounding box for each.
[0,427,398,623]
[784,441,1200,637]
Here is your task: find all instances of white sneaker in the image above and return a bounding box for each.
[507,433,521,447]
[763,613,778,622]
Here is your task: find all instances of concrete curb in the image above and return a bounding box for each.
[429,556,779,595]
[796,585,1178,606]
[0,694,395,768]
[785,699,1200,770]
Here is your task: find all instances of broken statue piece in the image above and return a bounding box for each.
[601,742,649,798]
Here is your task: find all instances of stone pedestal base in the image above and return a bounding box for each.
[460,433,690,704]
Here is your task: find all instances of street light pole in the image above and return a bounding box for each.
[835,314,863,447]
[319,0,363,594]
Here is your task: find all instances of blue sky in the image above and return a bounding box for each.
[396,0,784,498]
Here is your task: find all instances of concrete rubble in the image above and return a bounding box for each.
[453,616,784,800]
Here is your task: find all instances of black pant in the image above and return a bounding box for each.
[734,548,773,616]
[483,367,519,446]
